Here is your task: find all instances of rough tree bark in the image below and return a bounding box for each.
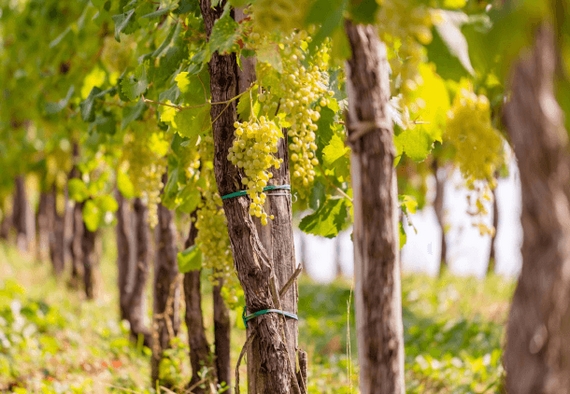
[344,21,405,394]
[504,25,570,394]
[213,281,231,389]
[46,187,65,276]
[486,184,498,275]
[36,191,50,262]
[116,190,132,321]
[431,160,448,276]
[183,219,215,393]
[129,198,151,345]
[12,175,35,253]
[151,180,181,387]
[81,216,98,299]
[200,2,304,393]
[69,201,84,288]
[69,142,84,288]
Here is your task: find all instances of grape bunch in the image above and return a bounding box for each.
[227,116,281,225]
[446,85,504,230]
[445,85,503,186]
[195,136,240,306]
[121,123,168,228]
[237,28,332,212]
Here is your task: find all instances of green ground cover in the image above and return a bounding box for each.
[0,240,513,393]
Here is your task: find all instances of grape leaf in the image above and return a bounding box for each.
[323,134,349,166]
[177,244,202,273]
[394,128,432,162]
[82,199,101,232]
[426,11,474,81]
[112,8,135,42]
[305,0,348,53]
[299,197,349,238]
[348,0,378,24]
[209,11,240,54]
[121,63,149,101]
[117,170,136,199]
[68,179,89,202]
[121,99,147,130]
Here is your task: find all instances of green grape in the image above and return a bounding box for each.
[194,135,239,305]
[121,123,168,228]
[227,116,281,225]
[446,84,504,229]
[240,28,333,207]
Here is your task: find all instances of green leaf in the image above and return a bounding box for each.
[299,197,349,238]
[120,63,149,101]
[309,181,325,211]
[323,134,349,166]
[177,186,201,213]
[82,199,101,232]
[426,11,474,81]
[348,0,378,24]
[96,194,119,213]
[399,195,418,215]
[121,99,147,130]
[305,0,348,53]
[68,179,89,202]
[209,11,240,54]
[45,86,75,115]
[177,245,202,273]
[394,128,432,162]
[117,170,136,199]
[399,221,407,248]
[80,87,103,122]
[315,106,335,162]
[174,105,211,138]
[112,8,136,42]
[256,43,283,73]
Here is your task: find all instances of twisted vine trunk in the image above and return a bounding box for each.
[130,198,151,345]
[183,219,215,393]
[46,187,65,276]
[432,160,448,276]
[69,142,84,288]
[344,21,405,394]
[36,191,50,263]
[151,182,181,387]
[504,26,570,394]
[116,191,132,320]
[12,175,35,253]
[213,281,231,389]
[486,184,498,275]
[200,2,303,393]
[81,216,98,299]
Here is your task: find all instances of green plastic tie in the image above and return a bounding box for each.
[242,307,298,328]
[222,184,291,200]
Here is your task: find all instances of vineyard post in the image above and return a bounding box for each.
[504,25,570,393]
[344,20,405,394]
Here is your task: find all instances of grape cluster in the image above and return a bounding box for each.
[446,85,504,231]
[446,85,503,186]
[194,136,239,305]
[228,117,281,225]
[240,29,332,207]
[121,124,167,228]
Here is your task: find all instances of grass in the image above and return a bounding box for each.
[0,235,514,393]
